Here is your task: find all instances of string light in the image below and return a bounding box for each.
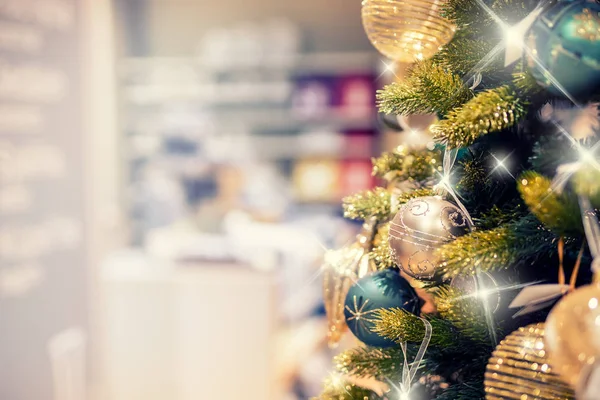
[471,0,580,103]
[453,277,543,345]
[579,146,598,166]
[490,153,515,179]
[378,60,398,80]
[503,25,525,51]
[398,391,412,400]
[329,372,345,389]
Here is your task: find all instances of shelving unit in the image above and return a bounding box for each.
[118,50,381,243]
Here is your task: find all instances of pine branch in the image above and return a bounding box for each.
[434,215,554,278]
[491,0,541,25]
[371,223,395,270]
[377,61,473,117]
[343,188,392,221]
[373,308,457,347]
[441,0,493,30]
[433,33,499,77]
[335,346,406,380]
[476,204,526,230]
[372,148,442,184]
[457,159,488,192]
[434,381,485,400]
[518,171,582,235]
[434,286,491,345]
[512,70,545,97]
[432,85,529,148]
[396,188,437,208]
[312,378,383,400]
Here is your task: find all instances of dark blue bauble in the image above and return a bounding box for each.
[343,269,421,347]
[527,0,600,97]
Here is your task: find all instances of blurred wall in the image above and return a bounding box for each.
[140,0,373,55]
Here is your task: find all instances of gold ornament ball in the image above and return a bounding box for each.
[546,284,600,389]
[389,196,470,280]
[361,0,456,63]
[485,323,575,400]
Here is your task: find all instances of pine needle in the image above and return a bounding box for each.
[518,171,582,235]
[432,86,528,148]
[377,61,472,117]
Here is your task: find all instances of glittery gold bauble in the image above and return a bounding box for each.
[485,323,575,400]
[545,283,600,389]
[361,0,456,63]
[323,220,376,348]
[389,196,470,280]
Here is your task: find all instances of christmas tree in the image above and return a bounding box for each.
[315,0,600,399]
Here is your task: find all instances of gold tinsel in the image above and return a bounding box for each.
[370,223,395,270]
[485,323,575,399]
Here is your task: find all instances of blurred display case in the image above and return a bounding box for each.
[118,21,381,244]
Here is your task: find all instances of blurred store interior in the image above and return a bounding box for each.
[0,1,431,399]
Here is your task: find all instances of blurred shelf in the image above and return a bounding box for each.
[120,52,379,77]
[123,81,293,105]
[124,109,377,132]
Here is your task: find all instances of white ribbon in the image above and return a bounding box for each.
[578,196,600,274]
[552,161,584,193]
[434,147,476,228]
[468,72,483,91]
[398,318,432,396]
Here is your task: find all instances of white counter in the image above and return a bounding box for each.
[99,254,278,400]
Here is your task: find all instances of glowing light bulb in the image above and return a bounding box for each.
[579,147,596,164]
[503,26,524,49]
[399,391,412,400]
[440,174,451,188]
[329,373,344,389]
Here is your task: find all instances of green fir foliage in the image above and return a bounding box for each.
[435,215,554,278]
[334,346,406,380]
[518,171,582,235]
[372,148,442,184]
[377,61,473,117]
[343,188,392,221]
[432,86,529,148]
[374,308,457,347]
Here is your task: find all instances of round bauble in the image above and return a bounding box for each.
[344,269,420,347]
[485,323,575,399]
[389,196,471,280]
[527,0,600,97]
[545,283,600,389]
[361,0,455,63]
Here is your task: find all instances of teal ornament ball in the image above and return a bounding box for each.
[343,269,421,347]
[527,0,600,97]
